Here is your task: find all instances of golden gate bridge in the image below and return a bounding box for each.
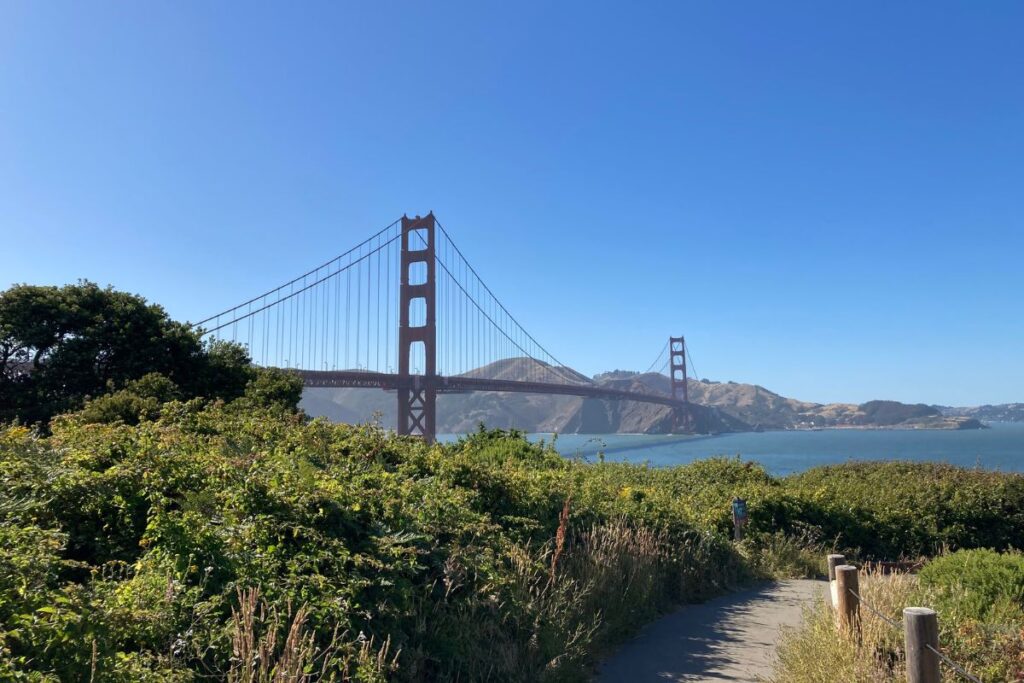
[194,214,693,443]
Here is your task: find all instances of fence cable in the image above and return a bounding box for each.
[924,644,983,683]
[845,587,983,683]
[846,589,901,629]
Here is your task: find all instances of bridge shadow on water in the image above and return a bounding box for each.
[562,434,726,461]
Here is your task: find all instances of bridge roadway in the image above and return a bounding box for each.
[295,370,687,409]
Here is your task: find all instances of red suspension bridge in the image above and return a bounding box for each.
[194,214,695,443]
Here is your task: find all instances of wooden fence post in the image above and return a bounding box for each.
[827,554,846,581]
[904,607,941,683]
[827,554,846,608]
[835,565,860,633]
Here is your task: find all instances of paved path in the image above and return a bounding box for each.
[596,580,825,682]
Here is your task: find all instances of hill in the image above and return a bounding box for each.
[301,359,744,435]
[301,358,984,433]
[939,403,1024,422]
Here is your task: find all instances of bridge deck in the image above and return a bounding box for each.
[296,370,686,409]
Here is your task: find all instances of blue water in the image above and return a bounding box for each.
[449,423,1024,477]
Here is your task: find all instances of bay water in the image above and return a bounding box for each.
[498,422,1024,476]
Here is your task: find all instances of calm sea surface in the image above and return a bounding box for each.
[446,422,1024,476]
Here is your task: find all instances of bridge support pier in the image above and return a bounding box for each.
[397,214,437,443]
[669,336,689,433]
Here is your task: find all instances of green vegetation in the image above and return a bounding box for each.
[919,548,1024,623]
[0,282,299,426]
[773,549,1024,682]
[3,283,1023,680]
[784,461,1024,558]
[0,406,753,681]
[3,395,1024,680]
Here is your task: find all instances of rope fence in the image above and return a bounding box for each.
[922,644,984,683]
[826,554,983,683]
[847,587,901,629]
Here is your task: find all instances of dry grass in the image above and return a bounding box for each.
[770,570,916,682]
[450,518,676,680]
[561,517,745,654]
[550,493,571,582]
[228,588,398,683]
[740,530,826,580]
[564,518,673,649]
[770,564,1024,683]
[427,517,739,681]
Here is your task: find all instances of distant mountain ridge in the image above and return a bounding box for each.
[938,403,1024,422]
[300,357,988,433]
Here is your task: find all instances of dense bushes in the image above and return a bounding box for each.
[0,409,754,681]
[783,461,1024,558]
[919,549,1024,623]
[2,402,1022,680]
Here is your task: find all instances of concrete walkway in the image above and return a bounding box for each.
[596,579,825,682]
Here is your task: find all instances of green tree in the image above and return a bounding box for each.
[0,282,299,426]
[238,366,305,412]
[75,372,182,426]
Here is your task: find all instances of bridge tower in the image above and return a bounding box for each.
[398,214,437,443]
[669,336,689,432]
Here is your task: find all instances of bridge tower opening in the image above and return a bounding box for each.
[669,336,689,432]
[398,214,437,443]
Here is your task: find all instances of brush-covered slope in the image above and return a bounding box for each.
[301,358,742,434]
[301,361,983,434]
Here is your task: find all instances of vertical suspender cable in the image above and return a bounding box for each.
[308,276,313,370]
[345,267,351,369]
[323,272,328,369]
[262,296,269,366]
[334,262,340,369]
[356,259,361,368]
[386,234,391,372]
[376,238,381,373]
[300,276,307,369]
[288,284,294,367]
[311,273,317,370]
[366,242,371,371]
[247,302,253,360]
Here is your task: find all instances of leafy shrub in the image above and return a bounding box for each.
[0,412,753,681]
[783,462,1024,558]
[919,549,1024,622]
[76,373,182,425]
[4,404,1023,681]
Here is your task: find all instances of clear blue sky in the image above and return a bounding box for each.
[2,2,1022,406]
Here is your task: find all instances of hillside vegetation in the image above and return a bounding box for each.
[3,399,1023,681]
[942,402,1024,422]
[303,366,983,434]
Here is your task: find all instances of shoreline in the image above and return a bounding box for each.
[520,422,994,438]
